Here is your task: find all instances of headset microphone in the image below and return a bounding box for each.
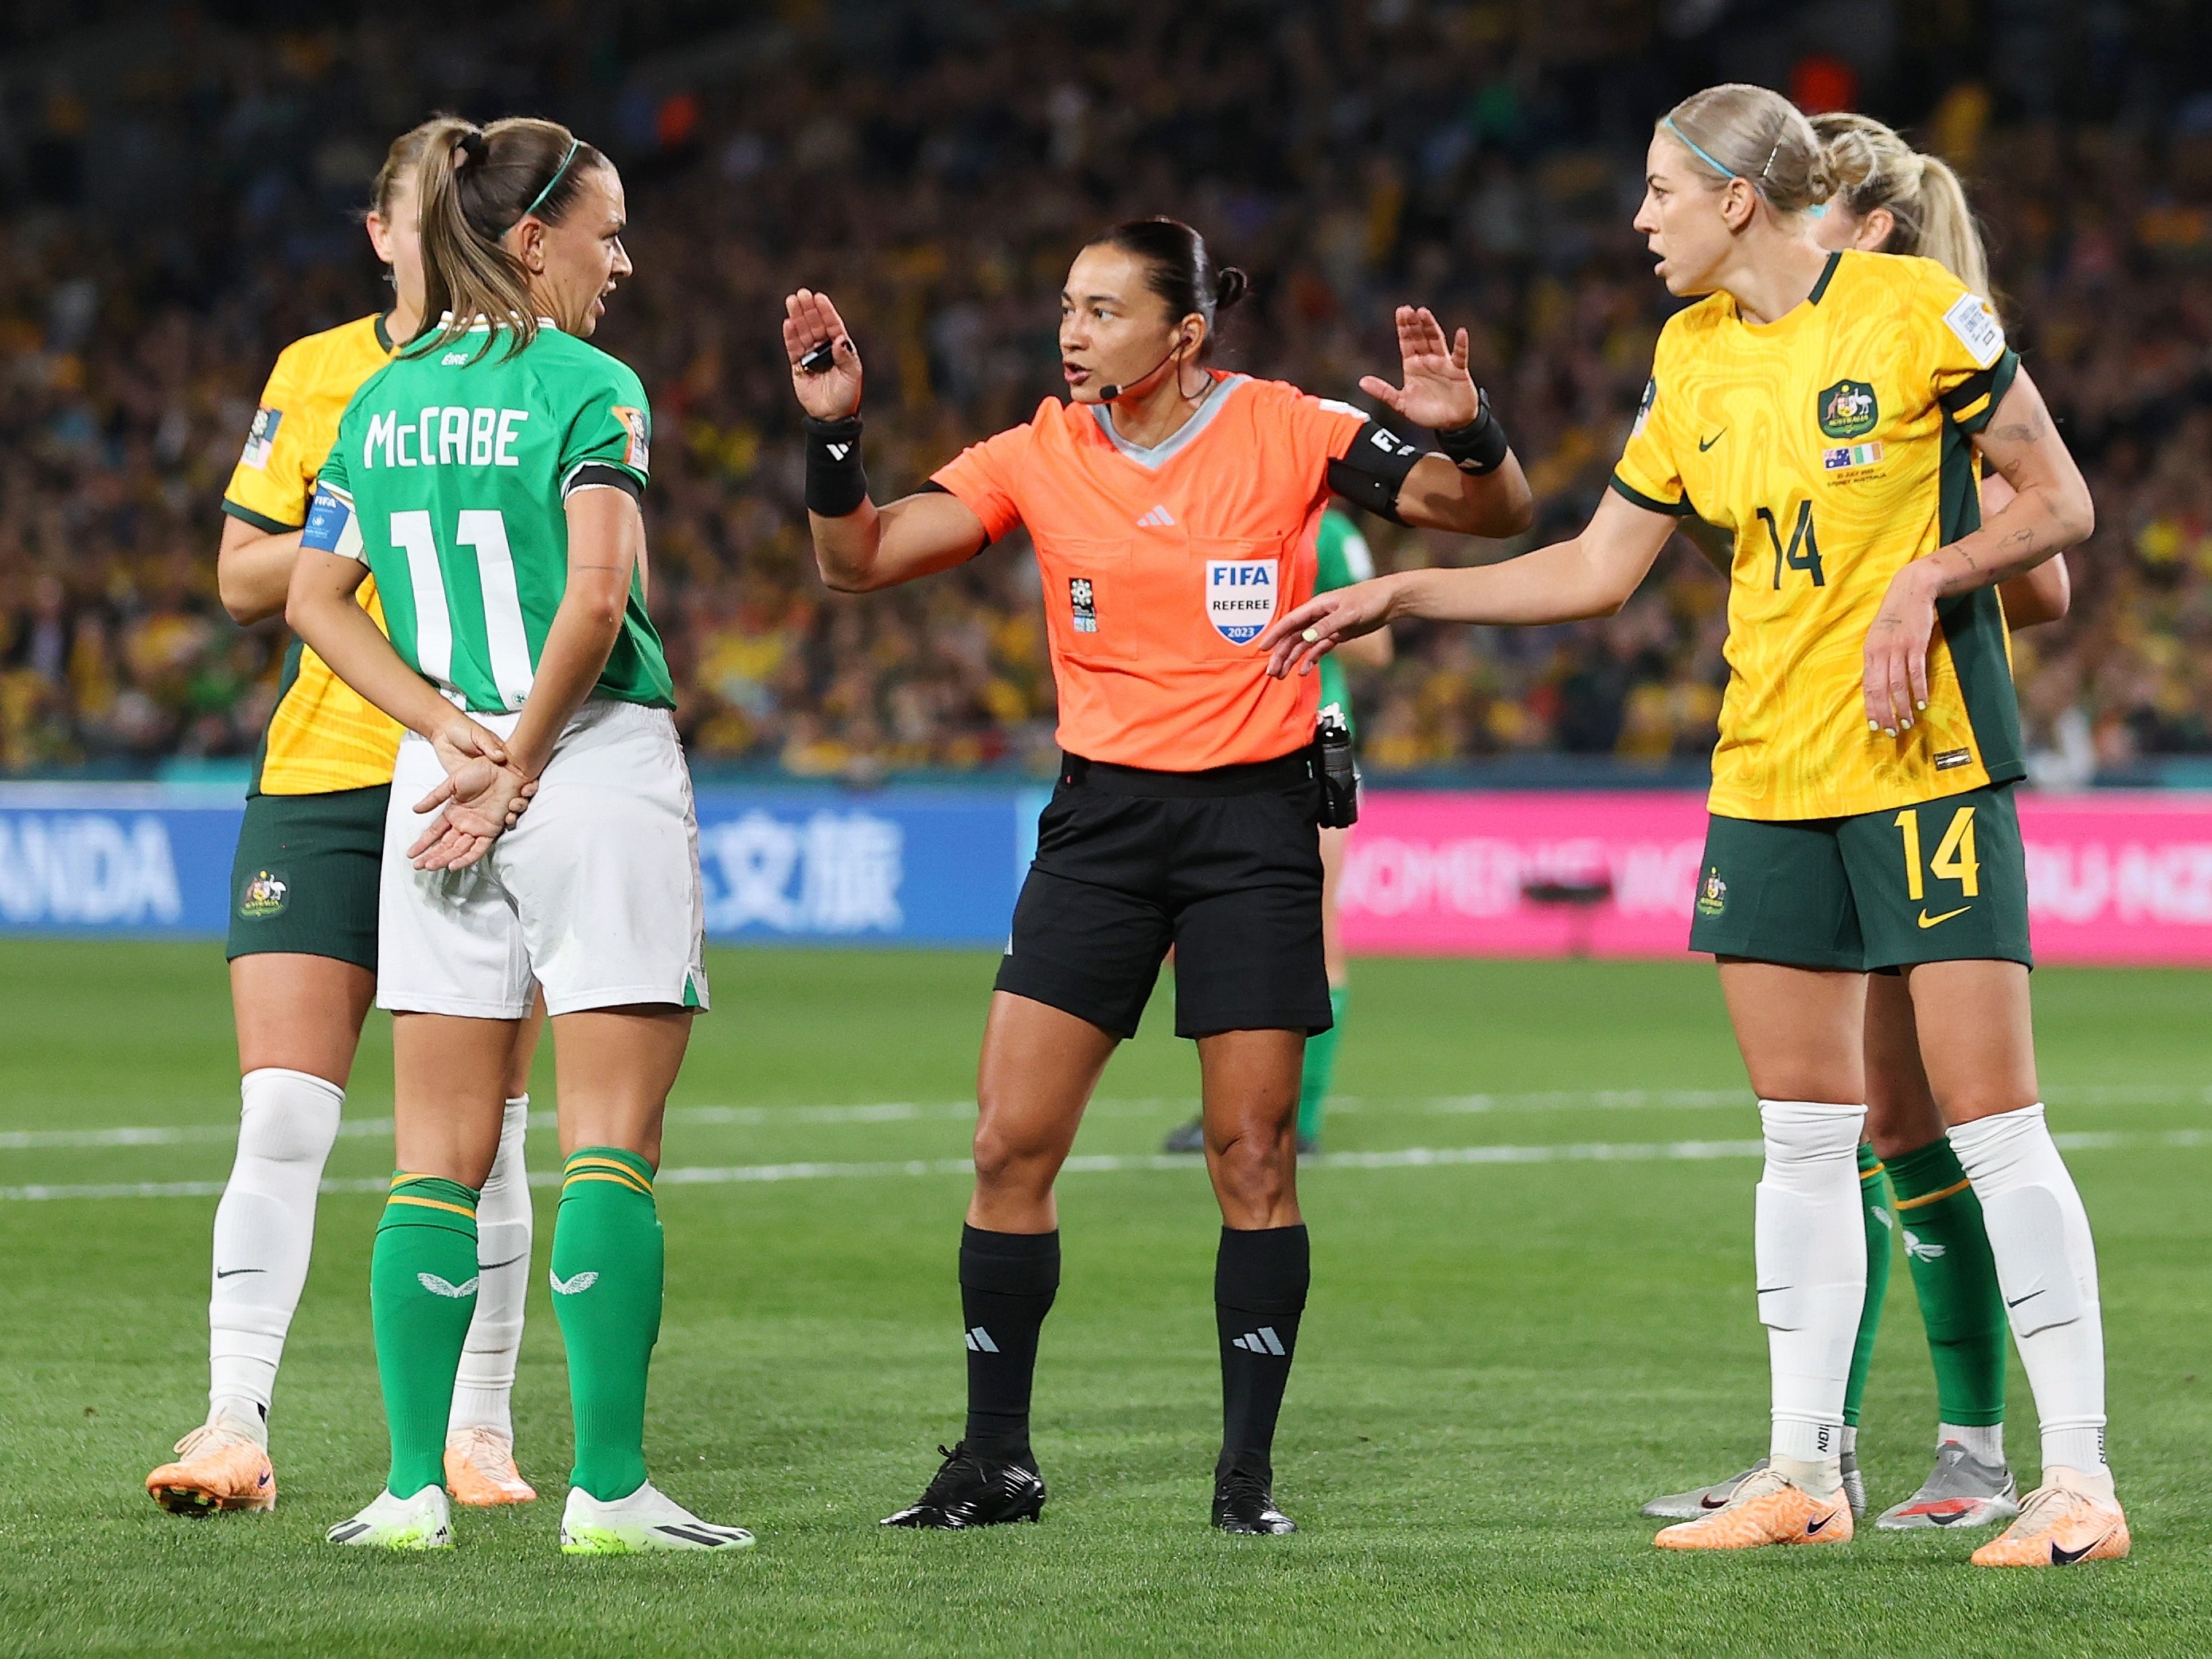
[1095,336,1190,403]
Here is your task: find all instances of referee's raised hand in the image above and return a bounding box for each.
[784,287,863,419]
[1358,305,1480,431]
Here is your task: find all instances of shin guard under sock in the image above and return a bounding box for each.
[1887,1134,2007,1431]
[551,1149,662,1502]
[450,1095,533,1438]
[1215,1224,1310,1479]
[1843,1143,1893,1429]
[371,1174,480,1498]
[959,1226,1060,1458]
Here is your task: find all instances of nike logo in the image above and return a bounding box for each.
[1805,1512,1833,1534]
[2006,1289,2045,1309]
[1918,905,1972,928]
[213,1267,265,1278]
[2051,1530,2112,1564]
[1699,1493,1729,1509]
[478,1255,527,1271]
[1698,430,1726,451]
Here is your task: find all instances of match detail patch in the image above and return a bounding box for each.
[240,406,283,470]
[1823,442,1884,473]
[1943,293,2006,368]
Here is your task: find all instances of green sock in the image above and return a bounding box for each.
[551,1147,663,1502]
[1888,1134,2007,1427]
[1843,1142,1892,1430]
[1296,985,1349,1146]
[371,1173,481,1499]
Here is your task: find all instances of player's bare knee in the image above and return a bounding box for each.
[1209,1131,1292,1214]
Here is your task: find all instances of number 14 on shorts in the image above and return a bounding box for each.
[1895,804,1979,904]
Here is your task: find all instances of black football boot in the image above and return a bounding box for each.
[881,1442,1046,1528]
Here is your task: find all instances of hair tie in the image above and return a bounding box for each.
[520,138,580,221]
[456,130,487,166]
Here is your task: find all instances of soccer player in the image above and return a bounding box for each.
[147,120,542,1520]
[785,217,1530,1532]
[1643,113,2070,1535]
[1265,84,2125,1566]
[1163,506,1391,1157]
[287,116,748,1553]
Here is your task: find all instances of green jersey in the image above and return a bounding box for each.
[1314,507,1374,736]
[302,322,674,714]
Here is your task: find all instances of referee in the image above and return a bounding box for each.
[783,218,1530,1533]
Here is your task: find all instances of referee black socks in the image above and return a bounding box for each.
[1215,1223,1310,1480]
[958,1225,1060,1459]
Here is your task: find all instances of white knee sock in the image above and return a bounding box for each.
[208,1068,344,1438]
[448,1095,533,1438]
[1948,1104,2112,1494]
[1755,1100,1869,1490]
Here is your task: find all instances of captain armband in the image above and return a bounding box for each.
[299,483,362,560]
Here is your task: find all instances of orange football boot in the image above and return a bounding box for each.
[444,1427,537,1506]
[1971,1483,2129,1567]
[147,1421,276,1515]
[1654,1468,1852,1551]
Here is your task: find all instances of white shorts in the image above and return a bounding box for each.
[377,697,709,1019]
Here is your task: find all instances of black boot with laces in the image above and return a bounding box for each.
[1212,1458,1297,1535]
[881,1442,1046,1528]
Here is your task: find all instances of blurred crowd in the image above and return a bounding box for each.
[2,1,2209,782]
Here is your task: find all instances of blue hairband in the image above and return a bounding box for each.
[521,139,580,219]
[1663,116,1827,214]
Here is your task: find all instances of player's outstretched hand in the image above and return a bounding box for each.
[1358,306,1480,431]
[1862,560,1940,737]
[1259,577,1400,679]
[784,288,863,420]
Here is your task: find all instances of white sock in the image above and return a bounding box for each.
[1942,1421,2004,1462]
[208,1068,344,1438]
[1948,1104,2111,1493]
[1756,1099,1868,1492]
[448,1095,533,1438]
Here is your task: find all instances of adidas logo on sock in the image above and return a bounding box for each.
[1230,1326,1286,1356]
[1136,504,1176,528]
[963,1326,1000,1353]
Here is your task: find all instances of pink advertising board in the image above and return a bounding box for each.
[1340,790,2212,966]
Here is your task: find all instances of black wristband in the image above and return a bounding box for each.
[803,414,868,517]
[1433,389,1510,476]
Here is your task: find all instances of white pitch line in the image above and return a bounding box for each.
[2,1128,2204,1203]
[8,1083,2206,1154]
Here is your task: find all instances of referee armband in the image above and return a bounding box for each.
[1327,419,1421,524]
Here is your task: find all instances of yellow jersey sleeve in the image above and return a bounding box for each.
[1609,334,1697,517]
[1910,259,2019,435]
[221,342,327,532]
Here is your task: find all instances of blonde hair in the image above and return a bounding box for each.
[1810,111,1991,301]
[369,119,446,222]
[1657,83,1838,216]
[412,115,608,360]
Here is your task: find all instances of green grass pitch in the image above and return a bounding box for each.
[1,940,2207,1656]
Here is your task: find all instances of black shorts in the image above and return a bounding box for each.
[995,751,1332,1040]
[225,785,389,972]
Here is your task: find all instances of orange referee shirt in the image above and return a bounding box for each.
[932,373,1370,771]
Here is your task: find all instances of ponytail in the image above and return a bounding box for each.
[412,115,607,361]
[1809,111,1994,311]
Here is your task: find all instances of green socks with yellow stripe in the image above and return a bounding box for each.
[1842,1142,1893,1430]
[551,1148,664,1501]
[371,1174,481,1498]
[1889,1134,2007,1429]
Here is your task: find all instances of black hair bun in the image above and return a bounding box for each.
[1214,266,1249,310]
[456,130,487,165]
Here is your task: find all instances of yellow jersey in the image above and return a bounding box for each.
[222,313,404,796]
[1612,250,2023,822]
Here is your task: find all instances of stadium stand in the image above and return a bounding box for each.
[0,2,2207,783]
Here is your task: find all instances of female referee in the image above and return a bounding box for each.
[1646,111,2071,1536]
[288,116,748,1554]
[1266,84,2124,1567]
[148,119,543,1520]
[784,217,1531,1533]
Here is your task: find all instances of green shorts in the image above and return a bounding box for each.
[225,785,389,972]
[1687,781,2031,973]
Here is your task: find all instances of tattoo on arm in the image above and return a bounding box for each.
[1990,414,2046,445]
